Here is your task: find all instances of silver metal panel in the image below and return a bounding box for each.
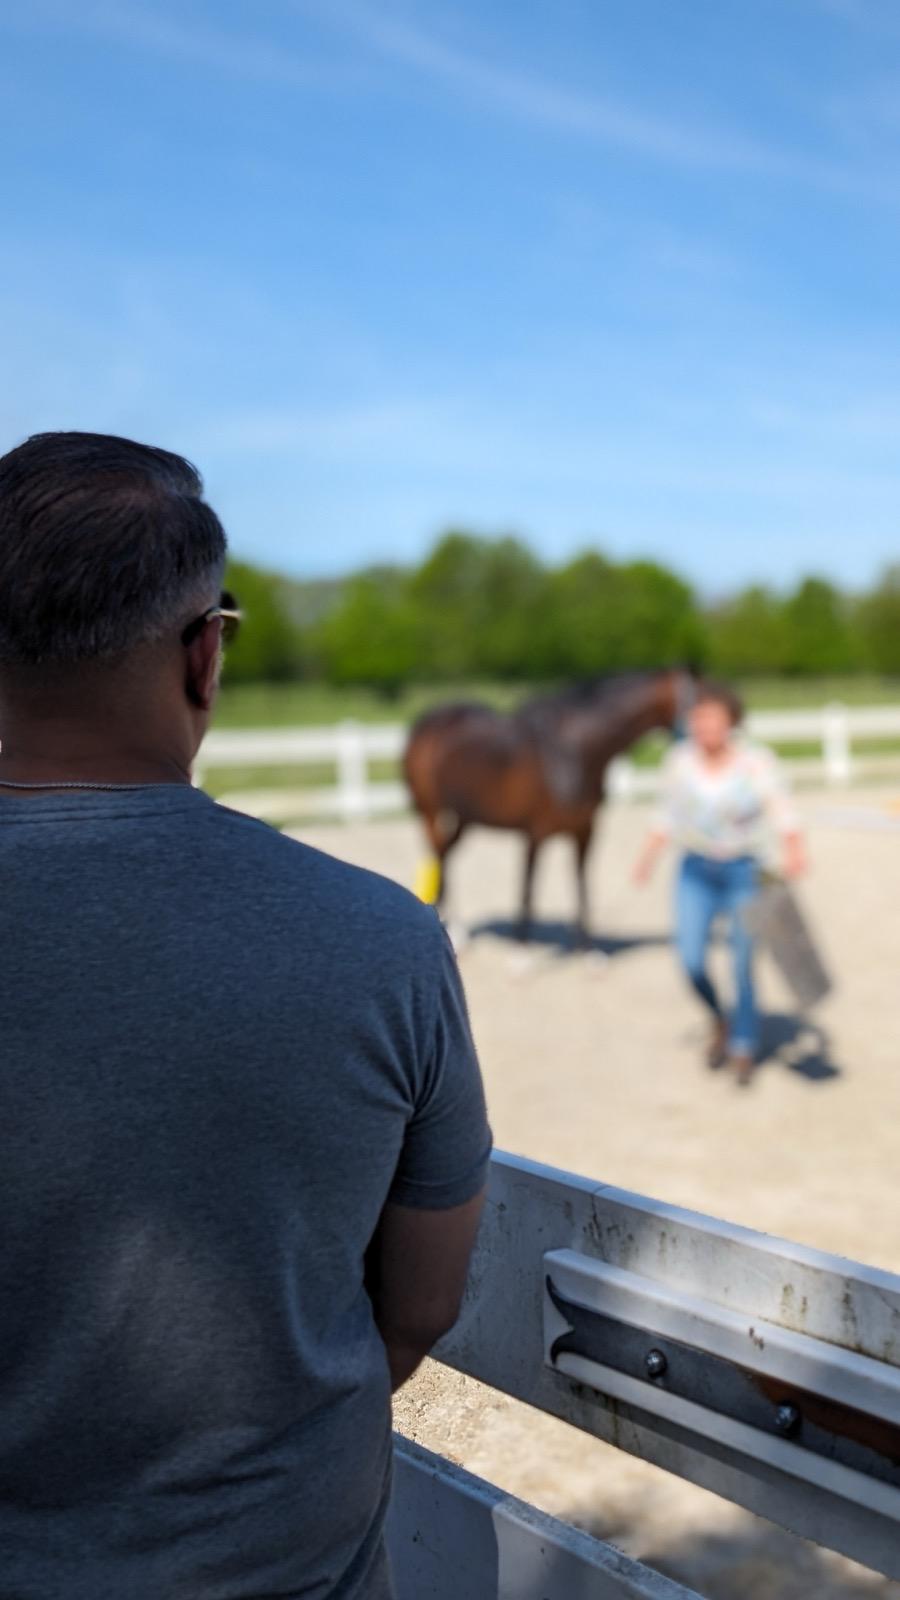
[388,1436,701,1600]
[544,1251,900,1515]
[435,1152,900,1578]
[544,1249,900,1436]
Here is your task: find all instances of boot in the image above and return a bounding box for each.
[731,1051,754,1088]
[707,1018,730,1070]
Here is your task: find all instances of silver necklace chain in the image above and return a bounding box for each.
[0,779,167,792]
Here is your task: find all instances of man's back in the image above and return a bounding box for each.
[0,784,489,1599]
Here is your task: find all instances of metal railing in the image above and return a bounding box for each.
[388,1151,900,1597]
[197,702,900,821]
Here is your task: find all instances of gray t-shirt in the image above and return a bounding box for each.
[0,784,490,1599]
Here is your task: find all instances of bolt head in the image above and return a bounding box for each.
[645,1348,668,1379]
[774,1403,801,1435]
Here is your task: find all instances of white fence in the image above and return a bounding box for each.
[387,1151,900,1597]
[197,703,900,821]
[197,723,407,819]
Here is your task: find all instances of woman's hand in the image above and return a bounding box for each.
[782,832,808,880]
[634,831,667,886]
[633,854,654,886]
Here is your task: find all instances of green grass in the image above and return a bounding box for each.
[199,757,399,801]
[738,676,900,708]
[214,680,526,728]
[215,675,900,729]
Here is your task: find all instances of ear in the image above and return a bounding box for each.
[184,620,222,711]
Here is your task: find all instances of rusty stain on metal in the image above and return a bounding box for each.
[749,1371,900,1464]
[548,1275,900,1484]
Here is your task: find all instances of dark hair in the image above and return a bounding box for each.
[0,431,227,665]
[693,678,745,726]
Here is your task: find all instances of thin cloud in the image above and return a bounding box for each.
[306,0,880,193]
[192,395,900,505]
[811,0,900,28]
[197,402,442,458]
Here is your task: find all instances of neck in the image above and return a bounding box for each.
[0,645,212,792]
[599,680,674,759]
[578,676,675,795]
[0,716,194,791]
[607,702,667,757]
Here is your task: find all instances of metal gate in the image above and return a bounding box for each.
[389,1151,900,1595]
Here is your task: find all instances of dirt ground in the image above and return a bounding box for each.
[290,792,900,1599]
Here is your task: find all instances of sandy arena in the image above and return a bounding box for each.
[291,791,900,1599]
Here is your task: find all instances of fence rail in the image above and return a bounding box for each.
[388,1435,696,1599]
[387,1152,900,1596]
[197,703,900,821]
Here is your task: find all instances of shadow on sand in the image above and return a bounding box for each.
[756,1011,841,1083]
[464,916,670,960]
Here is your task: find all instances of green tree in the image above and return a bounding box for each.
[857,564,900,675]
[222,560,308,683]
[615,560,707,669]
[539,552,626,676]
[468,538,549,678]
[315,569,422,695]
[706,585,790,677]
[405,531,486,678]
[409,531,548,679]
[782,576,862,675]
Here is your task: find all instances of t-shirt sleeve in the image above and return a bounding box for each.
[754,745,800,835]
[389,927,492,1210]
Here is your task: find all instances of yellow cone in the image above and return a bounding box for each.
[414,856,442,905]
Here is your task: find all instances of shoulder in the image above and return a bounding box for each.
[737,739,779,774]
[201,797,443,955]
[735,740,788,792]
[661,741,695,778]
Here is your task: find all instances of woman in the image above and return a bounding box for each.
[634,680,807,1086]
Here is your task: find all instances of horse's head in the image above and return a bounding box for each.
[663,665,702,737]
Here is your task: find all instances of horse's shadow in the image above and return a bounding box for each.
[756,1012,841,1082]
[464,917,670,960]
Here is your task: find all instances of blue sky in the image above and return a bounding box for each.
[2,0,900,594]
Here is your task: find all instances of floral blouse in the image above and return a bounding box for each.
[656,738,798,861]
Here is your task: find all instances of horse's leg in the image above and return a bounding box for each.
[425,809,465,914]
[573,823,594,946]
[436,830,464,913]
[518,836,540,942]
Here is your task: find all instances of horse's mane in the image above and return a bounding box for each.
[519,669,668,718]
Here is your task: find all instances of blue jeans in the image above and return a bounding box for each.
[676,853,759,1056]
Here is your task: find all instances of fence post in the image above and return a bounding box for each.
[822,702,852,786]
[336,720,369,820]
[608,757,636,801]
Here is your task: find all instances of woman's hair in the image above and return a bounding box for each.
[693,678,745,726]
[0,431,226,666]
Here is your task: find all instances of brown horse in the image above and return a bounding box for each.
[404,669,694,940]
